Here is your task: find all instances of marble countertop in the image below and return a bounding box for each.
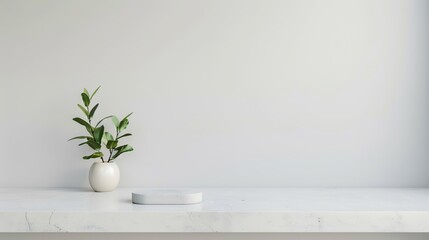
[1,188,429,232]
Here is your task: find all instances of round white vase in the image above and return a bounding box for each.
[89,162,120,192]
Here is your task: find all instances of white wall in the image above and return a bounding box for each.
[2,233,429,240]
[0,0,428,188]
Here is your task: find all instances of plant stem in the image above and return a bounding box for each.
[107,129,120,163]
[86,104,103,162]
[86,106,91,124]
[107,149,113,163]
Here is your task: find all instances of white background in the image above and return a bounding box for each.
[0,0,428,188]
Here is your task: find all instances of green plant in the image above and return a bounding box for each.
[69,86,134,163]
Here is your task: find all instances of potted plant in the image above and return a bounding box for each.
[69,86,134,192]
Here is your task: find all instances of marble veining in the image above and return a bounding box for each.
[1,188,429,232]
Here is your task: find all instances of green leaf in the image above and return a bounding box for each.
[72,117,93,134]
[94,125,104,144]
[90,86,101,100]
[83,88,90,97]
[68,136,91,141]
[103,132,114,145]
[89,103,99,120]
[86,139,101,150]
[117,133,132,139]
[112,144,133,159]
[117,113,132,132]
[106,140,118,149]
[118,118,129,132]
[103,132,114,143]
[79,140,99,149]
[112,116,120,129]
[123,112,133,120]
[77,104,89,117]
[83,151,104,160]
[95,115,112,128]
[72,117,89,126]
[81,93,90,107]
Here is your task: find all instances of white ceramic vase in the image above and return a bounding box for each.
[89,162,120,192]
